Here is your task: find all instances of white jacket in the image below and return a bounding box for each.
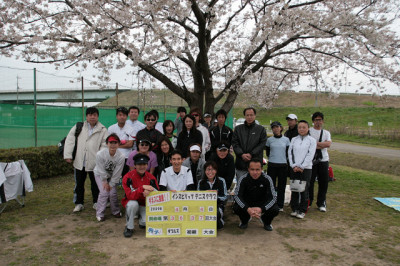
[288,135,316,170]
[64,121,108,171]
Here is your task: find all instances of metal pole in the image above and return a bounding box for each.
[34,68,37,147]
[116,82,119,107]
[164,87,166,121]
[81,77,85,122]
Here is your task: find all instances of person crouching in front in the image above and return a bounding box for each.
[121,154,159,238]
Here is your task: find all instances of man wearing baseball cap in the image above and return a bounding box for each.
[182,144,205,188]
[210,141,235,191]
[122,153,159,238]
[202,113,212,130]
[284,114,298,141]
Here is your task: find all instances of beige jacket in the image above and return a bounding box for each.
[64,121,108,171]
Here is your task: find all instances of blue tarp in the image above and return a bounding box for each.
[374,197,400,212]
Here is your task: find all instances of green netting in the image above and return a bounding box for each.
[0,103,233,149]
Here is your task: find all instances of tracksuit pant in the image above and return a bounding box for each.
[309,161,329,208]
[125,200,146,230]
[290,168,312,214]
[73,167,99,205]
[267,164,288,209]
[233,203,279,226]
[94,176,120,218]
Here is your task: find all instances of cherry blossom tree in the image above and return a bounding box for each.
[1,0,399,113]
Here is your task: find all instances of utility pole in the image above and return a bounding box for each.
[16,75,21,105]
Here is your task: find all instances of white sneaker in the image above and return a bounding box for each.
[73,204,84,212]
[279,208,284,212]
[319,206,327,212]
[96,216,105,222]
[296,212,305,219]
[93,203,97,210]
[290,211,297,217]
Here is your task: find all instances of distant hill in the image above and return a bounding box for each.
[97,89,400,109]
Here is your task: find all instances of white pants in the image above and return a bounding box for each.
[125,200,146,229]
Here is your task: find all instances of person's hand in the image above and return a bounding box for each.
[143,185,154,191]
[120,139,127,145]
[65,159,73,163]
[143,190,150,197]
[103,182,111,192]
[171,190,177,193]
[242,153,251,162]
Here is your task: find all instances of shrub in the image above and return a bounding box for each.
[0,146,72,179]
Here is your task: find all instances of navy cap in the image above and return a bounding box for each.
[133,154,150,165]
[217,143,229,150]
[139,138,152,145]
[270,121,282,129]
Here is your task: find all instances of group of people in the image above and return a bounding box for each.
[63,105,331,236]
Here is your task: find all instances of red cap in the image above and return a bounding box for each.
[108,136,119,143]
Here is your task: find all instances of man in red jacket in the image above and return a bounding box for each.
[122,154,159,238]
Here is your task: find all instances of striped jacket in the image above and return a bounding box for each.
[234,172,277,211]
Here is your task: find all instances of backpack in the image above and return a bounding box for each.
[58,122,84,160]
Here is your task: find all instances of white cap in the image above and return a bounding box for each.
[286,114,298,120]
[189,145,201,153]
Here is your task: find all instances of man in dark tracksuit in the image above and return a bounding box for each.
[233,159,279,231]
[232,107,267,180]
[209,109,233,157]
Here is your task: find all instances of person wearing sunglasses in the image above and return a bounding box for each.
[126,139,158,175]
[136,111,163,153]
[189,107,211,159]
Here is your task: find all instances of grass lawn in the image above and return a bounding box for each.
[0,163,399,265]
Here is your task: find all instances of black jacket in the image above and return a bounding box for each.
[198,177,228,206]
[176,129,203,158]
[284,124,298,141]
[210,153,235,190]
[232,122,267,170]
[136,128,163,152]
[209,125,233,151]
[234,172,276,211]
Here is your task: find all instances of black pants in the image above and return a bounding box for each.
[267,164,287,209]
[73,168,99,205]
[309,161,329,208]
[217,205,225,229]
[290,168,312,213]
[122,159,130,178]
[233,203,279,226]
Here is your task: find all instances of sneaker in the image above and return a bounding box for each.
[296,212,305,219]
[319,206,327,212]
[113,212,122,218]
[93,203,97,210]
[279,208,284,212]
[139,224,146,229]
[238,223,248,229]
[264,224,273,231]
[96,216,105,222]
[73,204,84,212]
[290,211,298,217]
[123,227,134,238]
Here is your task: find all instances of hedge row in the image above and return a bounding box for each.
[0,146,73,179]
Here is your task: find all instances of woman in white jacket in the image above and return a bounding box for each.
[288,120,316,219]
[93,134,125,222]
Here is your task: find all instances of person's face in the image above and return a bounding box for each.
[205,165,217,181]
[313,116,324,129]
[135,163,147,175]
[298,122,309,136]
[145,115,157,129]
[171,154,183,169]
[139,142,150,152]
[287,118,297,128]
[217,114,226,126]
[107,141,119,153]
[216,149,228,159]
[244,109,256,124]
[272,126,282,136]
[204,116,211,124]
[179,111,186,118]
[160,141,170,154]
[129,109,139,121]
[86,112,99,126]
[116,112,127,124]
[185,118,194,130]
[248,161,262,180]
[190,150,201,162]
[165,123,174,134]
[191,112,200,123]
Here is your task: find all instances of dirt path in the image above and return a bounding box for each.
[330,142,400,160]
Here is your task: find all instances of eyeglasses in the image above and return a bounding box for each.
[140,143,150,146]
[146,119,156,122]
